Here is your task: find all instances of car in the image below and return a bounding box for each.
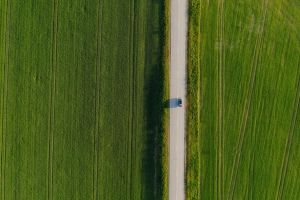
[178,98,182,107]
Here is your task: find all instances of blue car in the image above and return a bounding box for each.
[178,98,182,107]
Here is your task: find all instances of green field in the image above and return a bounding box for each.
[0,0,168,199]
[187,0,300,199]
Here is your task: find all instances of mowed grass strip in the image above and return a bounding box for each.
[187,0,300,199]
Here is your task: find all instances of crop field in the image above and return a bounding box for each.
[0,0,168,199]
[187,0,300,199]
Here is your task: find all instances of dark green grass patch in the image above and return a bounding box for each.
[0,0,169,199]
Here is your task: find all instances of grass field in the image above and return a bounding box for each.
[0,0,168,199]
[187,0,300,199]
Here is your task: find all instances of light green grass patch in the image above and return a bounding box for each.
[187,0,300,199]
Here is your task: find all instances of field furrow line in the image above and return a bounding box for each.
[131,0,138,199]
[1,0,11,198]
[0,52,4,200]
[216,0,225,199]
[227,1,269,199]
[48,0,58,199]
[93,0,103,199]
[127,0,135,199]
[0,1,6,197]
[276,64,300,200]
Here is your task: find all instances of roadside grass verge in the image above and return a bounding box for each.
[186,0,201,199]
[159,0,170,199]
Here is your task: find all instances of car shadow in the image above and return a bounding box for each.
[164,98,178,108]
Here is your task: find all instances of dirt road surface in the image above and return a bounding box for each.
[169,0,188,199]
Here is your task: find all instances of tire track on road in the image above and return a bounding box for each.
[276,63,300,200]
[217,0,225,199]
[93,0,103,199]
[227,1,269,199]
[48,0,58,199]
[1,0,11,198]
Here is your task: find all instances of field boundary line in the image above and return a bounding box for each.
[216,0,225,199]
[226,0,269,199]
[48,0,58,199]
[1,0,11,198]
[276,63,300,200]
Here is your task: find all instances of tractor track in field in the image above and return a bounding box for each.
[131,0,139,199]
[227,1,269,199]
[48,0,58,199]
[93,0,103,199]
[276,64,300,200]
[1,0,11,198]
[216,0,225,199]
[127,0,136,199]
[247,151,255,200]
